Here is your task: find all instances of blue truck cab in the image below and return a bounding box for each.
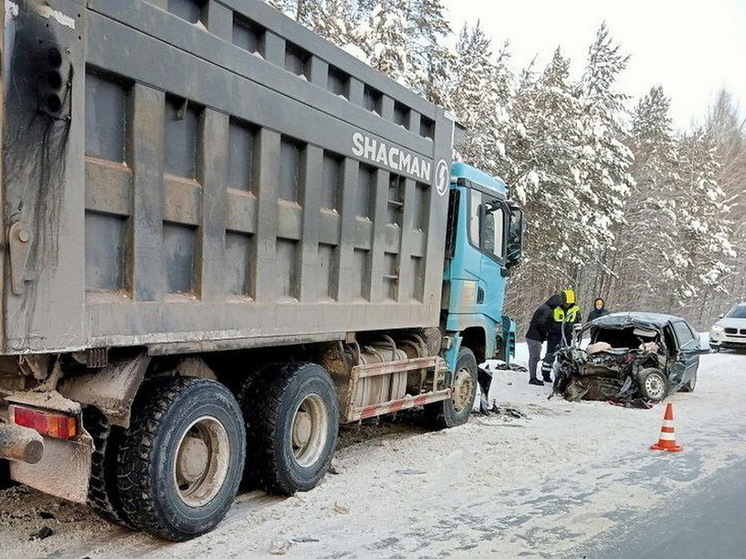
[442,162,524,369]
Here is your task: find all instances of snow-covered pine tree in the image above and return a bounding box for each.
[311,0,359,45]
[264,0,359,47]
[705,90,746,320]
[352,0,452,100]
[405,0,452,104]
[501,48,588,327]
[448,23,512,176]
[612,86,681,312]
[616,87,734,324]
[354,0,411,81]
[572,24,633,303]
[508,48,583,270]
[264,0,314,24]
[674,128,735,317]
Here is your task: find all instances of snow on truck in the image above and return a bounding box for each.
[0,0,524,541]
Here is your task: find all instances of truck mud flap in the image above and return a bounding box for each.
[5,391,93,503]
[58,352,151,428]
[11,435,92,503]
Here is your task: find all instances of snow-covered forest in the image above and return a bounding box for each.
[265,0,746,331]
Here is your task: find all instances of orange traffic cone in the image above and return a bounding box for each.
[650,402,683,452]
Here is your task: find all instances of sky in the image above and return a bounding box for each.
[441,0,746,130]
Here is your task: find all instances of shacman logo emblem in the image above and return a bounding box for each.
[351,131,433,183]
[434,159,449,196]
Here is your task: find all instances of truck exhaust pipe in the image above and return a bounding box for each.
[0,423,44,464]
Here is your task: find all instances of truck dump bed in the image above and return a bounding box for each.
[2,0,453,355]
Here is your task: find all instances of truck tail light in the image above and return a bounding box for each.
[11,405,78,440]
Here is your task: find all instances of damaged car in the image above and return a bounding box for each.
[554,312,704,404]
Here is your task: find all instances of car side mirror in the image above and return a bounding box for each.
[718,313,724,319]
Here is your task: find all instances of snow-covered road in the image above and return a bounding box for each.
[1,349,745,558]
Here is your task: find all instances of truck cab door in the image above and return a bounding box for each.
[472,193,509,324]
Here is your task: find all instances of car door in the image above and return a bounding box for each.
[669,320,700,386]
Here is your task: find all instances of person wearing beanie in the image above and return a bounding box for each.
[587,297,609,322]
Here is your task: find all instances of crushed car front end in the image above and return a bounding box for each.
[554,313,674,404]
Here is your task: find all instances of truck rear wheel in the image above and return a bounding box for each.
[243,362,339,496]
[84,407,131,528]
[424,347,477,429]
[0,459,11,490]
[235,362,280,489]
[116,377,245,541]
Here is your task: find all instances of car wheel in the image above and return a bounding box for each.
[243,362,339,496]
[424,347,478,429]
[117,377,246,541]
[680,370,697,393]
[638,368,667,402]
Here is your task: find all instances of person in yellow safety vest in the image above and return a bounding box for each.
[540,289,582,382]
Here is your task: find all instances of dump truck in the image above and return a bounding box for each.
[0,0,524,541]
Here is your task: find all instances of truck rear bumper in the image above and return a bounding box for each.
[10,433,92,503]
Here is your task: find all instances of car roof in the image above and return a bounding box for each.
[591,311,688,329]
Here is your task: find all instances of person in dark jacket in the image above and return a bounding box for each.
[542,289,582,381]
[587,297,609,322]
[525,293,563,385]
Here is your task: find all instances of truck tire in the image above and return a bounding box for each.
[84,407,132,528]
[424,347,478,429]
[243,362,339,496]
[0,459,12,490]
[116,377,245,541]
[638,368,667,402]
[234,362,280,489]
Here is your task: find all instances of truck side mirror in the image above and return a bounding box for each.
[505,207,525,269]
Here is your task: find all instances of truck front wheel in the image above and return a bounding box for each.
[425,347,478,429]
[116,377,245,541]
[243,362,339,496]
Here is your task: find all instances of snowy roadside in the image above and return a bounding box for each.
[0,347,744,558]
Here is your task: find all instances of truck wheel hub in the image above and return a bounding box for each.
[174,416,230,507]
[291,395,328,467]
[452,367,474,411]
[177,436,209,482]
[292,411,312,447]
